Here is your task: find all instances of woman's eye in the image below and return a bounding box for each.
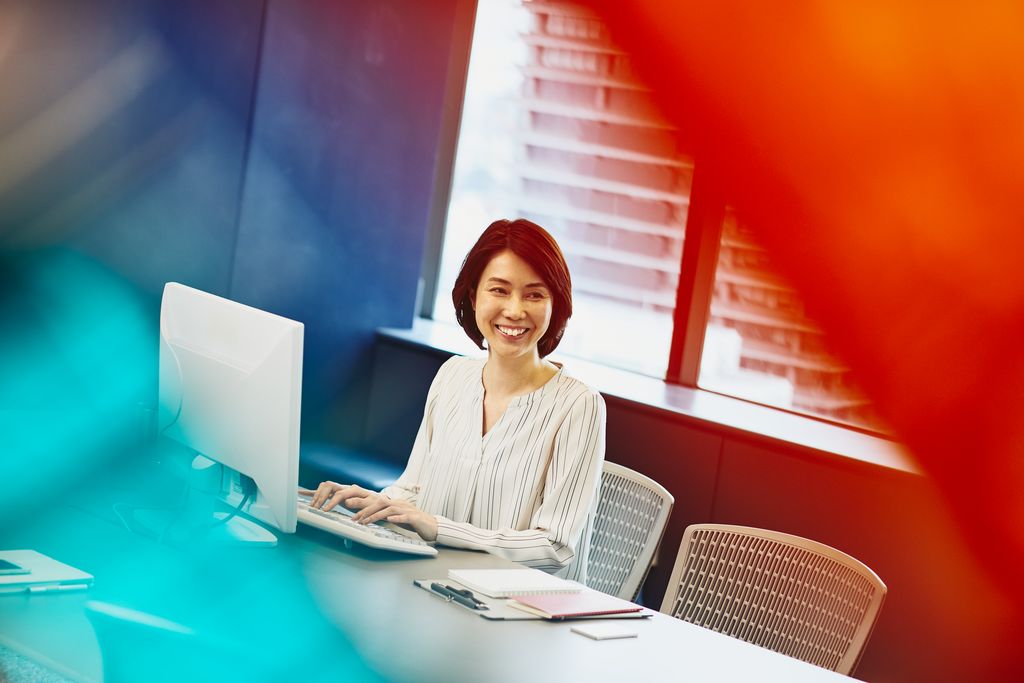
[490,288,507,295]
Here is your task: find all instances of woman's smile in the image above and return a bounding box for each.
[495,324,529,340]
[473,250,553,360]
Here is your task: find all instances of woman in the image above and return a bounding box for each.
[305,219,606,581]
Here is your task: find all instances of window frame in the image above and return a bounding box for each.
[666,162,724,387]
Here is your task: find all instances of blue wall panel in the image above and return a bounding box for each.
[1,0,466,446]
[230,0,462,442]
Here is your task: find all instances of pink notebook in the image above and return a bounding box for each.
[508,589,644,620]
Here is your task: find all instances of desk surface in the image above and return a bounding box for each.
[0,497,861,683]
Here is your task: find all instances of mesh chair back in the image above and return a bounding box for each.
[587,462,674,600]
[660,524,886,675]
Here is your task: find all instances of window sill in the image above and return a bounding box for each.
[378,318,919,476]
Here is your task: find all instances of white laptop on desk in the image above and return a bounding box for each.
[0,550,93,594]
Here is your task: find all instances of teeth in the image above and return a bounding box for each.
[497,325,526,337]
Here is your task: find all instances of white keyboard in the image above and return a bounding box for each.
[296,494,438,557]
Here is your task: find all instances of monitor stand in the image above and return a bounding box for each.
[188,455,277,547]
[131,501,278,547]
[205,513,277,546]
[130,454,277,547]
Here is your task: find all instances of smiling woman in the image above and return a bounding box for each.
[452,218,572,359]
[304,219,607,582]
[473,252,554,357]
[454,220,568,435]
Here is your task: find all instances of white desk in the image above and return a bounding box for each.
[0,501,861,683]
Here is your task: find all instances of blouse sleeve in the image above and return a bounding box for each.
[432,390,606,572]
[378,358,450,504]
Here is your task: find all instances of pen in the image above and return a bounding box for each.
[443,584,488,609]
[28,583,90,593]
[430,582,488,610]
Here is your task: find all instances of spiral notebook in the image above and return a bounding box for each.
[446,568,581,598]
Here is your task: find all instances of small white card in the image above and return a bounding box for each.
[570,623,639,640]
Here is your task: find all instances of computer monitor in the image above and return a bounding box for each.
[157,282,303,546]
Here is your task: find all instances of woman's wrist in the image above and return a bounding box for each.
[422,514,439,542]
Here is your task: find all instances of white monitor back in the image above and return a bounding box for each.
[158,283,302,533]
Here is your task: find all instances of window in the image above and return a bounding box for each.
[430,0,884,433]
[432,0,688,377]
[701,209,883,431]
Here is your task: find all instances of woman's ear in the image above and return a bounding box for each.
[469,288,476,311]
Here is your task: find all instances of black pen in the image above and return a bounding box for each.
[443,584,488,609]
[430,582,489,610]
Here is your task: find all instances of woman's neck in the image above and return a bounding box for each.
[482,352,556,398]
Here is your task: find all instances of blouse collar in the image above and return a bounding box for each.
[475,358,564,407]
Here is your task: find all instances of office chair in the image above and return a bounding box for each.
[660,524,886,675]
[586,462,674,601]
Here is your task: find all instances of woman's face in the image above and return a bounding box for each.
[473,250,553,361]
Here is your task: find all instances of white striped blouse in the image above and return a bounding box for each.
[381,355,606,582]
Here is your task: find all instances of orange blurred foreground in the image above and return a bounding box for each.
[590,0,1024,678]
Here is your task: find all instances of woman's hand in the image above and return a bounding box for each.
[298,482,438,542]
[350,495,438,542]
[300,481,363,512]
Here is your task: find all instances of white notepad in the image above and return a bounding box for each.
[0,550,93,595]
[447,568,581,598]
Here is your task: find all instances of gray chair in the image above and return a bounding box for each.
[660,524,886,675]
[586,461,674,601]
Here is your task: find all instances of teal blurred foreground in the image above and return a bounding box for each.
[0,248,154,528]
[0,248,388,682]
